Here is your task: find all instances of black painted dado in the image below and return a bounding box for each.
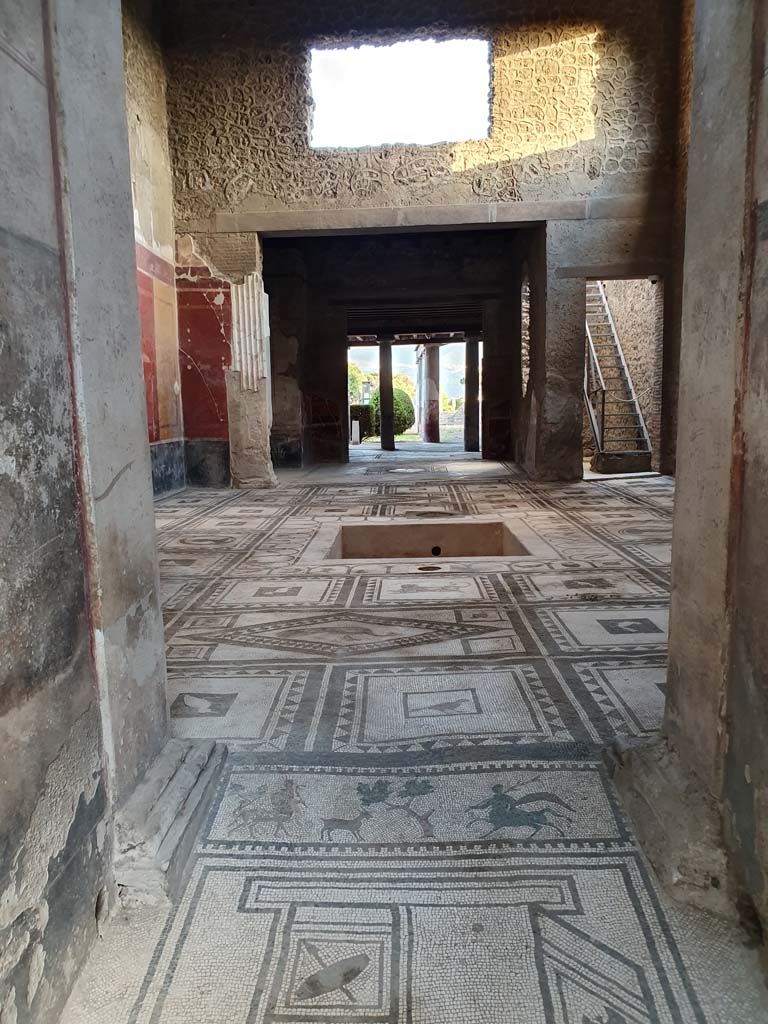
[185,439,230,487]
[150,440,185,496]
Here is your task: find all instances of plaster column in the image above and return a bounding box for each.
[226,272,277,488]
[414,347,424,435]
[481,299,519,460]
[378,341,395,451]
[50,0,169,800]
[422,343,440,443]
[464,338,480,452]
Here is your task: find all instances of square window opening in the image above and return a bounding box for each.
[309,38,491,149]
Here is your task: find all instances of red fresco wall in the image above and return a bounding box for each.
[176,267,231,440]
[135,242,183,445]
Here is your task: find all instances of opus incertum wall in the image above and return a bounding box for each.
[161,0,679,226]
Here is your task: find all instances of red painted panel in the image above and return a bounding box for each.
[135,241,174,288]
[137,269,159,443]
[176,267,231,439]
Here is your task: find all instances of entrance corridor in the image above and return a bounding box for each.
[63,452,767,1023]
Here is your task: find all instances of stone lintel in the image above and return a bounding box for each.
[177,194,667,238]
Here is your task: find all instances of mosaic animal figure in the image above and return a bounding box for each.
[421,697,472,714]
[294,946,370,1003]
[320,809,372,842]
[396,582,451,593]
[465,783,574,839]
[229,777,305,837]
[228,780,269,835]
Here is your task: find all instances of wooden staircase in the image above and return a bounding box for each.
[584,281,652,473]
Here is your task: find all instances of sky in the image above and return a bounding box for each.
[310,39,490,148]
[348,343,470,399]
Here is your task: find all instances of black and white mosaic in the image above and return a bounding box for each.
[62,453,768,1024]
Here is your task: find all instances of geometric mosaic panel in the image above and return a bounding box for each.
[529,606,669,654]
[329,666,574,752]
[166,671,307,748]
[575,662,667,736]
[123,857,708,1024]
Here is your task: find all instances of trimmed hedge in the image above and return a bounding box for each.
[350,404,375,440]
[351,389,415,440]
[371,387,415,436]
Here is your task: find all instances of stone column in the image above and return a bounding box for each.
[303,302,348,463]
[481,299,519,460]
[667,0,768,914]
[464,338,480,452]
[263,247,306,467]
[422,343,440,443]
[378,341,395,451]
[520,227,584,480]
[226,273,277,488]
[613,0,768,936]
[1,3,173,1015]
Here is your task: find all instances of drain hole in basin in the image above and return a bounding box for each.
[418,565,442,572]
[431,546,442,556]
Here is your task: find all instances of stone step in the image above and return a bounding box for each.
[591,450,653,474]
[114,738,227,902]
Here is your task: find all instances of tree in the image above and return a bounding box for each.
[370,387,415,435]
[356,777,437,837]
[348,362,363,402]
[392,373,416,399]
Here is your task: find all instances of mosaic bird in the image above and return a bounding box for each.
[421,698,472,714]
[183,694,212,714]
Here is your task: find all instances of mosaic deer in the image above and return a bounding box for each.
[320,808,372,842]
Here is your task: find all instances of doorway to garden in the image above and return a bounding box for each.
[347,336,482,453]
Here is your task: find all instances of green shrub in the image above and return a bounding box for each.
[370,387,415,436]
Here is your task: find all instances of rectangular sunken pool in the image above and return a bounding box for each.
[328,520,531,559]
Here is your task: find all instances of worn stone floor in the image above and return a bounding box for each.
[62,451,768,1023]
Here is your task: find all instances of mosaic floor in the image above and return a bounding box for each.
[62,451,768,1024]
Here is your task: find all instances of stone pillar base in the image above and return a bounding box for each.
[608,737,740,925]
[225,368,277,488]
